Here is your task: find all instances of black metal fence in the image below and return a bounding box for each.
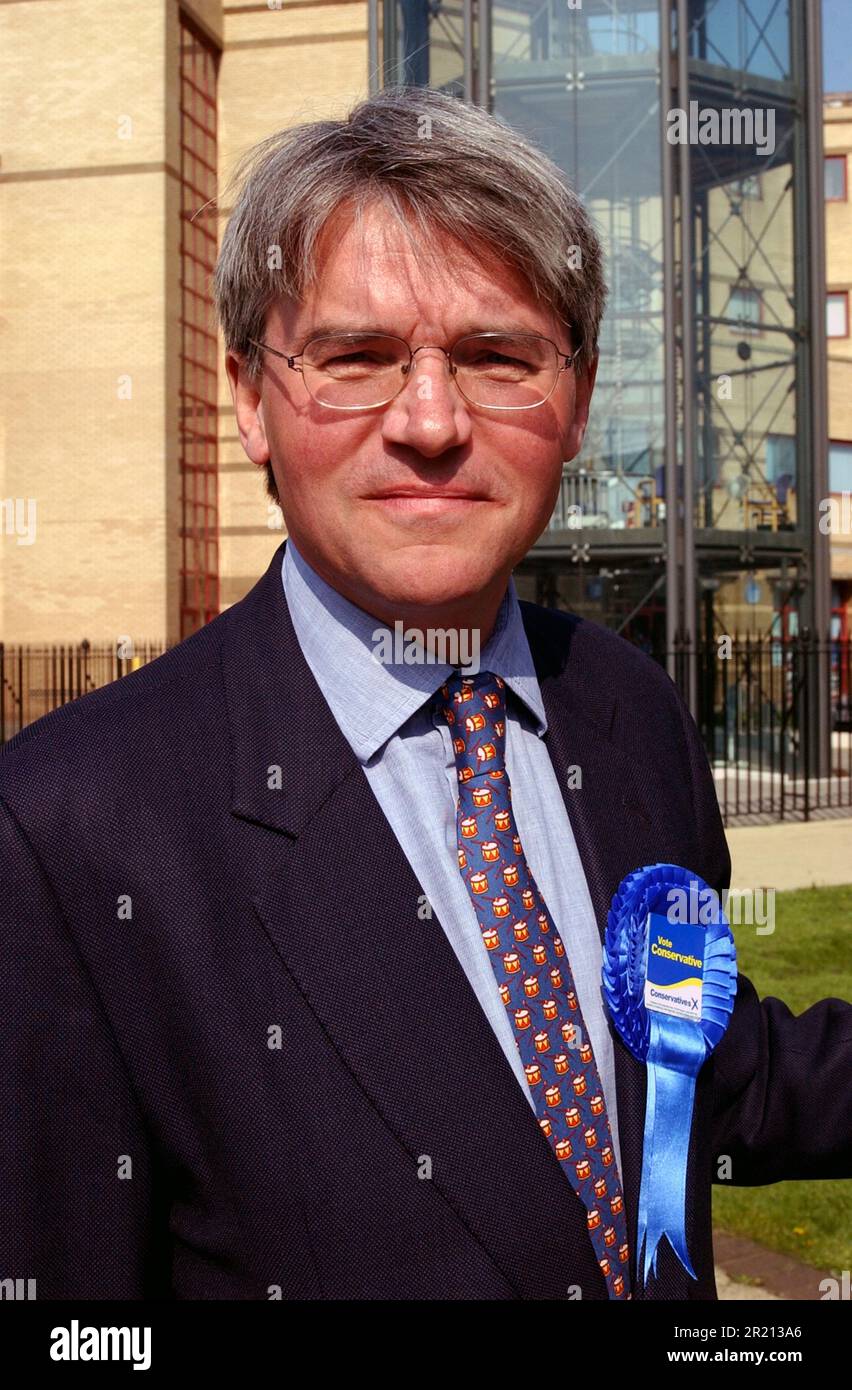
[0,642,165,747]
[1,635,850,826]
[667,632,852,824]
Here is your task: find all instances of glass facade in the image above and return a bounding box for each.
[492,0,667,554]
[372,0,828,710]
[686,0,802,664]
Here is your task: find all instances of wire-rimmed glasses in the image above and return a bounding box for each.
[247,330,578,411]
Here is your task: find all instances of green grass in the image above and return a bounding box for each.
[712,884,852,1275]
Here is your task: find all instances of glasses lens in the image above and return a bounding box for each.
[302,334,408,407]
[452,334,559,408]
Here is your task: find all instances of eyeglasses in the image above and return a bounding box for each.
[247,330,578,411]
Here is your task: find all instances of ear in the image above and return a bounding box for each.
[225,350,270,467]
[562,351,599,462]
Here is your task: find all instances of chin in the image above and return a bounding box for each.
[368,553,497,609]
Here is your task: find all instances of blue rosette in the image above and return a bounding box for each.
[602,864,737,1288]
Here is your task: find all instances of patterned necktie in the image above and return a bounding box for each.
[434,670,631,1300]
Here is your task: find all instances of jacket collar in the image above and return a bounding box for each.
[281,536,547,763]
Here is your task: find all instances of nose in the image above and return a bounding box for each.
[380,346,473,458]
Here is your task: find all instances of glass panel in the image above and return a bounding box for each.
[697,171,798,533]
[513,558,669,647]
[705,564,800,635]
[688,0,800,539]
[765,433,795,484]
[688,0,791,82]
[382,0,466,92]
[489,0,665,535]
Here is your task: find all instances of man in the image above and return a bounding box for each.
[1,86,849,1301]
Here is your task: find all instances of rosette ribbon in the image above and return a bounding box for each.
[602,864,737,1288]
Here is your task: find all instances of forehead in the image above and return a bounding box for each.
[274,200,562,341]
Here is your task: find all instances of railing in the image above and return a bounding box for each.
[0,642,165,746]
[547,468,664,530]
[1,634,850,828]
[665,632,852,825]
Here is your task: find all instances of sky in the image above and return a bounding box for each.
[823,0,852,93]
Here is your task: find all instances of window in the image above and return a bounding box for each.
[726,285,762,334]
[825,155,847,201]
[765,435,796,485]
[827,291,849,338]
[829,442,852,492]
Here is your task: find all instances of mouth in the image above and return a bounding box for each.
[363,488,492,515]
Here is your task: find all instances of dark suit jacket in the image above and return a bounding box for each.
[1,539,850,1300]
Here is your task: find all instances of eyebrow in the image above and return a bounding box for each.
[290,319,556,350]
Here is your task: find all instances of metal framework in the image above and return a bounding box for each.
[368,0,830,770]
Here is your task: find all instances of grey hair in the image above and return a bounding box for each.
[213,84,607,503]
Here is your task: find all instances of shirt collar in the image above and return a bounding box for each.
[281,538,548,762]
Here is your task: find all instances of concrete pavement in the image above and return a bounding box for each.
[726,817,852,892]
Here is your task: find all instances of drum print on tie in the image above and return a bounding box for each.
[433,669,631,1300]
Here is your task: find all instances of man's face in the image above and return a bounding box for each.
[227,202,597,630]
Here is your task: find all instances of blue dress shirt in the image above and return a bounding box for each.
[281,538,623,1175]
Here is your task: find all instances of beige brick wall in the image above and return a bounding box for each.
[0,0,177,644]
[0,0,369,641]
[215,1,369,609]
